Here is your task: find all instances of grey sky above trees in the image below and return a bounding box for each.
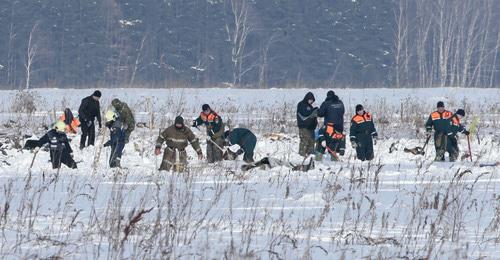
[0,0,498,89]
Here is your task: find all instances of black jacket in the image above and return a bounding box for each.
[296,92,318,130]
[78,96,101,127]
[318,94,345,131]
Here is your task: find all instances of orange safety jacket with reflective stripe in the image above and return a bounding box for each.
[425,110,452,133]
[59,114,81,134]
[324,123,344,140]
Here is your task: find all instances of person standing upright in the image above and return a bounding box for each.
[425,101,453,161]
[78,90,102,149]
[296,92,318,157]
[192,104,225,163]
[318,90,346,155]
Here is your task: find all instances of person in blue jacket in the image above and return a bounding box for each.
[223,128,257,163]
[103,110,126,168]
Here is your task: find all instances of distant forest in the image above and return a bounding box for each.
[0,0,498,89]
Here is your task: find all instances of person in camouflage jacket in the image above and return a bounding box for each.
[111,98,135,143]
[192,104,224,163]
[155,116,203,172]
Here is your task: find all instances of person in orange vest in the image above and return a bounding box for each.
[349,104,378,161]
[315,123,345,161]
[448,109,470,162]
[192,104,225,163]
[59,108,80,134]
[425,101,453,161]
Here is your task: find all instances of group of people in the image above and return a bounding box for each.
[23,89,471,171]
[24,90,136,169]
[297,91,470,163]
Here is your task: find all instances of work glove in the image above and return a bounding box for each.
[70,153,74,159]
[373,138,377,145]
[236,149,244,156]
[463,130,470,136]
[198,153,204,160]
[425,130,432,138]
[191,120,197,127]
[351,142,358,149]
[321,140,327,148]
[154,147,161,156]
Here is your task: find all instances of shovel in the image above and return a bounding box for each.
[404,134,431,155]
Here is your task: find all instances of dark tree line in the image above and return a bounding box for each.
[0,0,498,89]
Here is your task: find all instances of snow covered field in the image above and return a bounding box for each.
[0,88,499,259]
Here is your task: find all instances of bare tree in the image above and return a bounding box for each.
[224,0,254,86]
[24,22,39,90]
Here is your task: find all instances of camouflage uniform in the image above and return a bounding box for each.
[156,124,202,172]
[193,109,224,163]
[111,99,135,143]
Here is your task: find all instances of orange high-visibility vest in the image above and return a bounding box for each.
[59,114,81,134]
[351,112,372,124]
[325,123,344,139]
[430,110,452,121]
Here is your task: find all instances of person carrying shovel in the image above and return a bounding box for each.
[425,101,453,161]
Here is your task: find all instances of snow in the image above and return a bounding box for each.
[0,87,499,259]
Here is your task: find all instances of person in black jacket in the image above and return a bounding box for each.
[223,128,257,163]
[318,90,345,155]
[78,90,102,149]
[296,92,318,156]
[318,90,345,130]
[24,121,77,169]
[349,104,378,161]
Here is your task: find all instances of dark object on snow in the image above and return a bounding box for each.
[479,162,500,167]
[241,157,315,172]
[404,134,431,155]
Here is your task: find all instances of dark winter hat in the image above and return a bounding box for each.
[355,104,364,112]
[174,116,184,125]
[327,90,335,98]
[92,90,102,98]
[202,104,210,111]
[437,101,445,108]
[456,109,465,117]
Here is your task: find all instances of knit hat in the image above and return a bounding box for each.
[437,101,444,108]
[174,116,184,125]
[92,90,102,98]
[355,104,364,112]
[327,90,335,98]
[456,109,465,117]
[202,104,210,111]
